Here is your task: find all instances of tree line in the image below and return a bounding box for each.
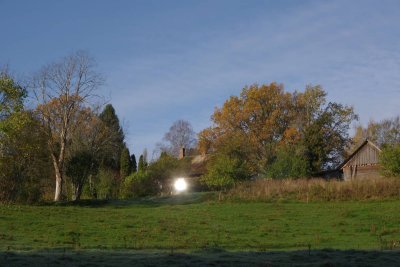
[198,83,357,188]
[0,52,198,203]
[0,52,147,203]
[1,53,399,203]
[198,83,400,188]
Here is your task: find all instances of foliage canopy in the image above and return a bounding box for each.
[380,144,400,177]
[199,83,357,185]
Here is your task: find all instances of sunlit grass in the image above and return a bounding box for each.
[0,194,399,252]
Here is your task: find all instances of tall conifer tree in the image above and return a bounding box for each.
[138,155,145,172]
[120,146,131,178]
[130,153,137,173]
[99,104,124,170]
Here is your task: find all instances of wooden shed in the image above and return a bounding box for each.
[339,140,382,180]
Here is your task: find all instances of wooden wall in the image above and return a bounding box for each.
[343,165,382,181]
[343,143,380,168]
[342,141,382,180]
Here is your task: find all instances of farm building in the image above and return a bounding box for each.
[165,148,207,193]
[338,139,382,180]
[181,149,207,191]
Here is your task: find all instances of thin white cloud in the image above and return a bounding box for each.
[102,0,400,155]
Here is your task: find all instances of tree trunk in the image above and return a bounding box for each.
[52,154,63,201]
[54,130,67,202]
[72,184,82,201]
[54,169,63,201]
[88,173,98,199]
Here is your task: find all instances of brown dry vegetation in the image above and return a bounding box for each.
[222,177,400,202]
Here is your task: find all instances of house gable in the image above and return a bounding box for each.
[340,140,382,180]
[342,140,381,168]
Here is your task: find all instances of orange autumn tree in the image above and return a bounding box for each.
[199,83,293,174]
[199,83,357,185]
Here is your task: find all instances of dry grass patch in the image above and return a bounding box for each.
[223,177,400,201]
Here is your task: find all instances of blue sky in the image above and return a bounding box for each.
[1,0,399,159]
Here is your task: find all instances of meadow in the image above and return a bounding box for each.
[1,191,400,266]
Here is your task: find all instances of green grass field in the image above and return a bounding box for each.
[1,193,399,266]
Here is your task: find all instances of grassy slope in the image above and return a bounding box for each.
[0,194,399,252]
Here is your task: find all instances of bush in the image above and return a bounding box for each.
[380,144,400,177]
[66,151,93,201]
[120,171,158,198]
[120,153,191,198]
[149,153,191,192]
[0,112,51,203]
[201,154,251,190]
[266,146,310,179]
[0,168,44,204]
[95,168,119,199]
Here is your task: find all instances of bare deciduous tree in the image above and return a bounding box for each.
[32,51,104,201]
[160,120,196,157]
[353,116,400,148]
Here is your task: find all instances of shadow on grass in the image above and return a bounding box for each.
[1,248,400,267]
[37,192,216,208]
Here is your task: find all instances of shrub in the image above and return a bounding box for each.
[66,151,93,201]
[380,144,400,177]
[0,168,43,204]
[0,112,51,204]
[201,154,251,190]
[266,146,310,179]
[95,168,119,199]
[121,171,157,198]
[120,153,191,198]
[149,153,191,192]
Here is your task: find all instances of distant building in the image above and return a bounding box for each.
[169,148,207,192]
[178,147,186,160]
[178,147,207,178]
[338,140,382,180]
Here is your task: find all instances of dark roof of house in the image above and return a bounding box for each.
[188,154,207,177]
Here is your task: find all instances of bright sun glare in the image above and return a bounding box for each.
[174,178,187,192]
